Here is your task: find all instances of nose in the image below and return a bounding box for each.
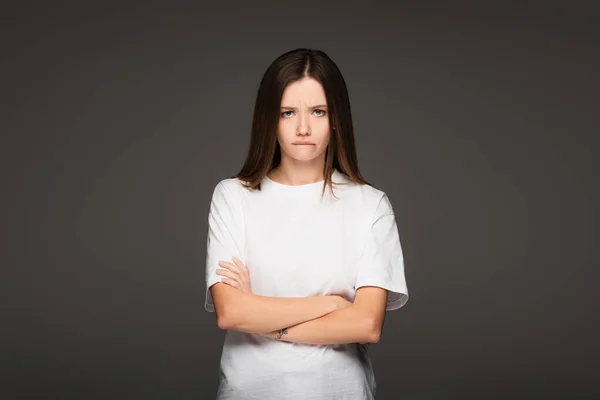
[296,111,310,135]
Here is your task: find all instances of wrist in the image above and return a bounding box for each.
[275,327,288,340]
[258,330,280,339]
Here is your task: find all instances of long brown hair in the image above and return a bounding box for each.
[232,48,372,198]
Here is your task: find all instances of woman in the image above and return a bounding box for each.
[204,48,409,399]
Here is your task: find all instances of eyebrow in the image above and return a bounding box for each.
[280,104,328,110]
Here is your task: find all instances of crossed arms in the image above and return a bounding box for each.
[210,281,388,345]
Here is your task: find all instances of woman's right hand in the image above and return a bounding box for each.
[329,295,353,311]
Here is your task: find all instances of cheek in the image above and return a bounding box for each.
[316,125,331,142]
[277,120,294,136]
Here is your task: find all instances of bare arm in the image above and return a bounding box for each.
[211,282,348,334]
[261,286,388,345]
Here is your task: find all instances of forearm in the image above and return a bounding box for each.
[222,291,340,334]
[267,305,377,345]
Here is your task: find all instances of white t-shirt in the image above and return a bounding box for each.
[205,168,409,400]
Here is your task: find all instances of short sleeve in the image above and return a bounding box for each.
[355,193,409,311]
[204,181,246,312]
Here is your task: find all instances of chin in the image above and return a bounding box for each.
[281,146,320,160]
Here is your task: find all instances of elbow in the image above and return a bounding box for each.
[216,314,231,330]
[365,319,382,343]
[216,303,241,331]
[368,328,382,343]
[211,284,248,330]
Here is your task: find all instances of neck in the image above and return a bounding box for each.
[269,159,328,186]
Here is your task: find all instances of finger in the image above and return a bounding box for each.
[215,268,238,280]
[231,256,249,275]
[218,261,241,275]
[219,260,248,289]
[221,278,239,287]
[231,256,247,270]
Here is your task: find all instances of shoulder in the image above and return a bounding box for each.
[335,172,391,215]
[359,184,394,219]
[358,182,387,202]
[213,175,250,193]
[210,177,247,203]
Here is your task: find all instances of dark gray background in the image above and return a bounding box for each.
[1,1,598,399]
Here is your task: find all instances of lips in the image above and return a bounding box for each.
[293,141,315,145]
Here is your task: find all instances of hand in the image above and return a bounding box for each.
[330,295,353,311]
[216,256,252,293]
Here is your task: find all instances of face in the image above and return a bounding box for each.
[277,77,331,164]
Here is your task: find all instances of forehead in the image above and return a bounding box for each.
[281,77,327,105]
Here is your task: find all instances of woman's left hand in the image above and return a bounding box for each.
[216,256,252,293]
[217,258,279,338]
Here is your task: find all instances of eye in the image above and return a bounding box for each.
[280,109,327,118]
